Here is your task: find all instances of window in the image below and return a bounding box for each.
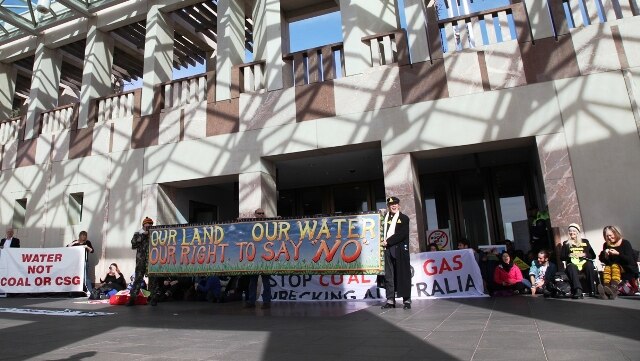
[68,193,84,225]
[13,198,27,229]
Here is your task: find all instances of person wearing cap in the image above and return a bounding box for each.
[129,217,159,306]
[560,223,597,299]
[245,208,272,310]
[381,196,412,310]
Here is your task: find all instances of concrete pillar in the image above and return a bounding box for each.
[141,3,174,116]
[78,20,115,128]
[522,0,555,40]
[216,0,246,101]
[26,40,62,139]
[403,0,430,63]
[252,0,284,91]
[382,153,426,253]
[238,159,277,219]
[0,62,17,120]
[339,0,399,76]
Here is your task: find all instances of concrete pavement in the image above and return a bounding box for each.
[0,295,639,360]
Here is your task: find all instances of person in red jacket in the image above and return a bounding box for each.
[493,251,527,295]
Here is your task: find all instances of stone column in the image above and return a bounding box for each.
[403,0,430,63]
[382,153,426,253]
[78,20,115,129]
[141,3,174,116]
[26,40,62,139]
[252,0,284,91]
[216,0,246,101]
[238,159,277,218]
[0,62,17,120]
[535,133,583,252]
[339,0,400,76]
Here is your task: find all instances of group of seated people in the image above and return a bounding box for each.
[484,224,639,299]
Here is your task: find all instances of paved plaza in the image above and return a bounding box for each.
[0,295,639,361]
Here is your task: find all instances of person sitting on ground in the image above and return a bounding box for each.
[598,225,639,299]
[457,238,480,264]
[492,252,527,296]
[529,249,557,295]
[560,223,597,299]
[126,273,146,291]
[92,263,127,299]
[159,277,191,301]
[194,276,222,302]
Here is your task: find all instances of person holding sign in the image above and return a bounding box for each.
[129,217,159,306]
[560,223,597,299]
[381,196,412,310]
[0,228,20,249]
[67,231,94,296]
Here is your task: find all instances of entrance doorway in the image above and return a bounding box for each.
[419,145,543,253]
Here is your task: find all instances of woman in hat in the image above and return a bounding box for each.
[560,223,597,299]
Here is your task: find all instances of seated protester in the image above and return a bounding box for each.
[492,252,527,295]
[127,273,146,292]
[598,225,640,299]
[91,263,126,299]
[158,277,190,301]
[529,249,557,295]
[560,223,597,299]
[427,243,440,252]
[457,238,480,264]
[194,276,222,302]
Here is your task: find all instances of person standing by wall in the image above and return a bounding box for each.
[0,228,20,249]
[245,208,272,310]
[129,217,160,306]
[381,196,412,310]
[67,231,94,296]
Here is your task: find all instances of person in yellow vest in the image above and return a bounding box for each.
[560,223,597,299]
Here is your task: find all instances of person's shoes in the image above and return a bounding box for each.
[261,303,271,309]
[86,291,92,298]
[513,290,520,295]
[126,297,136,306]
[150,297,158,306]
[381,303,396,309]
[607,283,619,300]
[403,303,411,310]
[596,284,607,300]
[244,303,255,309]
[603,286,616,300]
[571,289,583,299]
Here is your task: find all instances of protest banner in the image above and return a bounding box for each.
[148,213,382,276]
[0,247,85,293]
[268,249,485,301]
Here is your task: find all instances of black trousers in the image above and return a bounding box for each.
[565,261,597,293]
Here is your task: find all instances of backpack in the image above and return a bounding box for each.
[548,272,572,298]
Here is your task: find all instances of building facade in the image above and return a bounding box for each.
[0,0,639,282]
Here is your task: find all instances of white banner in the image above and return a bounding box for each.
[0,247,85,293]
[268,249,485,301]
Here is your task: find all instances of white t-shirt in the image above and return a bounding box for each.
[3,238,12,247]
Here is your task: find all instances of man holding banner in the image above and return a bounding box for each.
[381,196,412,310]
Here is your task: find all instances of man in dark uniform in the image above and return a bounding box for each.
[128,217,160,306]
[381,196,412,310]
